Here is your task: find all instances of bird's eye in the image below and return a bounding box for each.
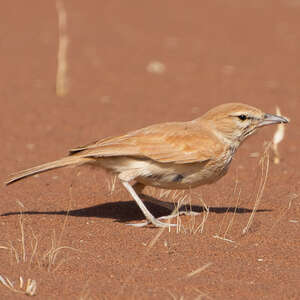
[238,114,247,121]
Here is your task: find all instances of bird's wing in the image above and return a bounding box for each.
[69,122,224,164]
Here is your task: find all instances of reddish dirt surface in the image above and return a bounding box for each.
[1,1,300,299]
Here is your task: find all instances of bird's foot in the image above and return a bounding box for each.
[157,210,200,221]
[126,217,176,228]
[126,210,200,227]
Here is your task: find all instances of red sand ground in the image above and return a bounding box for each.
[1,1,300,299]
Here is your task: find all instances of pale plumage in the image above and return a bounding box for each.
[6,103,289,227]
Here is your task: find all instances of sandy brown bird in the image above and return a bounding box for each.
[6,103,288,227]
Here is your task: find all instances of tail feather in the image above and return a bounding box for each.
[5,156,93,185]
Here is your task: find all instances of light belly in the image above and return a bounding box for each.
[96,155,232,190]
[136,159,228,190]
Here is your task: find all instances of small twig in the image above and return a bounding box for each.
[186,262,213,278]
[223,187,241,237]
[272,107,286,164]
[56,0,69,96]
[19,214,26,263]
[213,235,235,243]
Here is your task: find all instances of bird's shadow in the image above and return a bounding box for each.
[1,194,271,223]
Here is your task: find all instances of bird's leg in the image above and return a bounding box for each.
[133,182,177,211]
[141,196,177,211]
[132,182,146,195]
[121,181,176,228]
[131,182,201,222]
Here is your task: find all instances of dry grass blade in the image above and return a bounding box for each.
[192,193,209,234]
[0,206,27,264]
[213,235,235,243]
[57,185,72,247]
[9,240,20,264]
[106,175,118,195]
[223,188,241,237]
[148,203,181,248]
[42,229,79,273]
[1,276,14,289]
[213,177,240,243]
[0,275,36,296]
[0,275,14,289]
[19,213,26,263]
[242,143,271,235]
[25,279,37,296]
[19,276,23,289]
[186,262,213,278]
[29,229,39,265]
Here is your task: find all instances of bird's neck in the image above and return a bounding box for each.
[193,118,241,151]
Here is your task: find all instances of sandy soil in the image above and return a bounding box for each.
[1,1,300,299]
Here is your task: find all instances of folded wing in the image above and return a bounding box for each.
[69,121,224,164]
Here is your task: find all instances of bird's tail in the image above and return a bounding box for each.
[5,156,94,185]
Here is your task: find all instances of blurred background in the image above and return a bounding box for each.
[1,0,299,193]
[2,0,299,172]
[2,1,299,131]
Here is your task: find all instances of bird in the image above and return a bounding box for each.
[5,103,289,227]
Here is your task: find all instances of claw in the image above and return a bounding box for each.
[179,210,200,216]
[157,210,200,221]
[126,221,149,227]
[151,220,176,227]
[127,218,176,228]
[157,214,179,220]
[126,210,201,227]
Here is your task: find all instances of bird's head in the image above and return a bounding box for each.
[199,103,289,146]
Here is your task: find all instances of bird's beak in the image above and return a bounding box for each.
[258,113,289,127]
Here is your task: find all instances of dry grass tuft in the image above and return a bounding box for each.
[0,189,78,296]
[1,191,78,272]
[105,175,119,196]
[152,188,210,234]
[0,212,77,273]
[172,191,210,235]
